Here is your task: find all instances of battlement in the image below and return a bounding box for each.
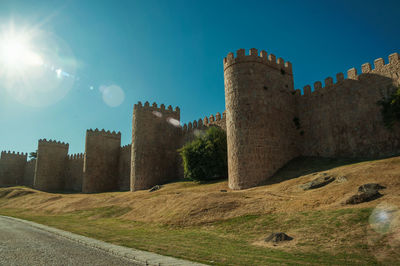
[121,144,131,151]
[0,151,28,158]
[38,139,69,148]
[181,111,226,133]
[67,153,84,160]
[86,129,121,139]
[297,52,400,96]
[133,101,180,116]
[223,48,292,75]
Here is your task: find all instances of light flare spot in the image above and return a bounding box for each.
[152,111,162,118]
[167,117,180,127]
[99,84,125,107]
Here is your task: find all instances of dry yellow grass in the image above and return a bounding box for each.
[1,156,399,226]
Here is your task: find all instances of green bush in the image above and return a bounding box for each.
[178,126,227,181]
[377,86,400,130]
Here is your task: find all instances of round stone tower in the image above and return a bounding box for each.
[223,48,299,190]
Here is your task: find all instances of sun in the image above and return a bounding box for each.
[0,30,43,70]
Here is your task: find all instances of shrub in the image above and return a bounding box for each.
[377,86,400,130]
[178,126,227,182]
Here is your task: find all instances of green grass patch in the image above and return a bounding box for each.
[1,207,395,265]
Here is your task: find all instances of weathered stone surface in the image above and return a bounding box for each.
[131,103,182,191]
[82,130,121,193]
[224,49,298,190]
[265,232,293,243]
[34,140,68,192]
[358,183,386,193]
[346,190,383,205]
[223,49,400,190]
[0,151,27,186]
[300,174,335,190]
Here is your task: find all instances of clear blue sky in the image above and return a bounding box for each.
[0,0,399,154]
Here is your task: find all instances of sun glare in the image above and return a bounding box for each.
[0,22,78,107]
[0,32,43,70]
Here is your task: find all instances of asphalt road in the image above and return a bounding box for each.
[0,216,139,266]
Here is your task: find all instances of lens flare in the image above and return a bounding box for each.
[152,111,162,118]
[367,202,400,261]
[167,117,181,127]
[0,22,77,107]
[99,84,125,107]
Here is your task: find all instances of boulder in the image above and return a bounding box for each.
[358,183,386,193]
[149,185,161,192]
[300,174,335,190]
[345,190,383,205]
[264,232,293,243]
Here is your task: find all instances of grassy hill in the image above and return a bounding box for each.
[1,156,399,265]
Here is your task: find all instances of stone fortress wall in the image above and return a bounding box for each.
[82,129,121,193]
[1,49,399,192]
[0,151,28,186]
[34,139,69,191]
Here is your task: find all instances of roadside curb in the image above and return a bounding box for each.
[0,215,207,266]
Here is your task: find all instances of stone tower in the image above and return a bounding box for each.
[82,129,121,193]
[0,151,27,186]
[34,139,69,191]
[131,101,182,191]
[223,48,299,190]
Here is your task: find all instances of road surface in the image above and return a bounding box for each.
[0,215,140,266]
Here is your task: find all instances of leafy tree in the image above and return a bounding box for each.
[29,151,37,159]
[377,86,400,130]
[178,126,227,182]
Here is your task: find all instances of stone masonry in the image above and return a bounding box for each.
[82,129,121,193]
[1,49,399,192]
[34,139,69,192]
[224,49,400,190]
[0,151,28,186]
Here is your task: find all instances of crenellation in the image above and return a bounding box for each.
[325,77,333,87]
[223,49,292,74]
[268,54,276,65]
[303,85,312,95]
[314,81,322,90]
[86,128,121,138]
[362,62,372,73]
[203,116,209,126]
[374,58,385,69]
[336,72,345,82]
[389,52,399,64]
[347,68,358,80]
[209,114,215,122]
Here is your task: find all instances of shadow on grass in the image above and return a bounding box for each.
[262,155,396,186]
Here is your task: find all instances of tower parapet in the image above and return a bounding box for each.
[224,48,293,75]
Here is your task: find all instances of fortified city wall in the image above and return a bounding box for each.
[130,102,182,191]
[1,49,399,192]
[34,139,69,192]
[118,144,131,191]
[82,129,121,193]
[0,151,27,186]
[65,153,84,192]
[296,53,400,158]
[23,159,36,187]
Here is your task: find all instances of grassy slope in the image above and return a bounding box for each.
[1,156,400,265]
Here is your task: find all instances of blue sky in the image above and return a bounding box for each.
[0,0,399,154]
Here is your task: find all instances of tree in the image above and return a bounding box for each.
[29,151,37,160]
[377,86,400,130]
[178,126,227,182]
